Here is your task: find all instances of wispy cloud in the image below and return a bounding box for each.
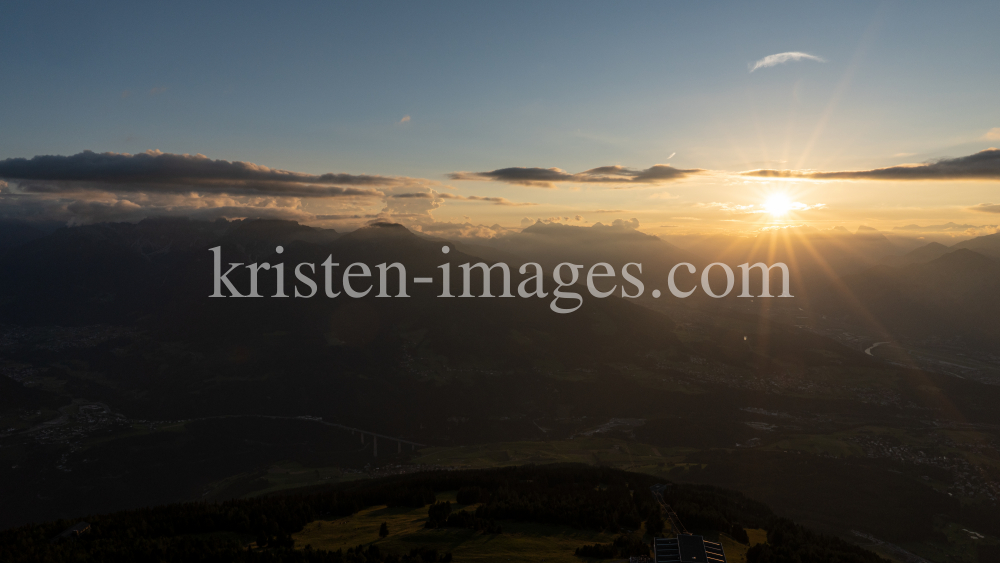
[450,163,705,188]
[749,51,826,73]
[741,148,1000,180]
[461,195,535,206]
[391,191,536,206]
[399,115,411,124]
[985,128,1000,140]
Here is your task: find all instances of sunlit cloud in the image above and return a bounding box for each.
[893,222,996,232]
[697,200,826,215]
[410,221,515,239]
[399,115,411,124]
[741,148,1000,180]
[749,51,825,73]
[985,128,1000,140]
[893,222,1000,237]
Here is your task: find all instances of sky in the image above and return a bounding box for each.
[1,0,999,239]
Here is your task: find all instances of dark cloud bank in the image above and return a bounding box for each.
[0,150,408,198]
[0,151,537,225]
[742,148,1000,180]
[450,164,705,188]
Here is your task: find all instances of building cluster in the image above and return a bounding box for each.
[848,433,999,503]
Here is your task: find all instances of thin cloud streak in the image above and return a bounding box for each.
[392,191,536,206]
[749,51,826,72]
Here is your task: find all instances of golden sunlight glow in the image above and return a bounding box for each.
[763,194,794,217]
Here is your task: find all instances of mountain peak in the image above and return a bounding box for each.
[342,221,417,241]
[951,230,1000,258]
[928,247,994,268]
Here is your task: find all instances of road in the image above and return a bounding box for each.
[865,341,890,356]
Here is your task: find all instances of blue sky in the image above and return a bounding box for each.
[1,1,999,235]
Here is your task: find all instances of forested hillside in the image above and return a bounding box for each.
[1,464,886,563]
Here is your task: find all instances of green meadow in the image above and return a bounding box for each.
[293,491,759,563]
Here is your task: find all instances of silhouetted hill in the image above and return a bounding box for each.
[2,218,998,553]
[0,218,685,423]
[0,464,888,563]
[480,220,693,285]
[951,231,1000,258]
[746,227,900,279]
[0,220,52,257]
[882,241,950,266]
[835,248,1000,343]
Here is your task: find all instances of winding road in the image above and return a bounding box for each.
[865,341,890,356]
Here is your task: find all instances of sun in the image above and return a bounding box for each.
[763,194,794,217]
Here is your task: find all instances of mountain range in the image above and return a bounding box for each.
[1,217,998,563]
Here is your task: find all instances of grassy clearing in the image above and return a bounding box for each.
[293,491,756,563]
[746,528,767,547]
[293,491,620,563]
[718,535,748,562]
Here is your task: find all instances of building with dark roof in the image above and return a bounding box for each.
[654,534,727,563]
